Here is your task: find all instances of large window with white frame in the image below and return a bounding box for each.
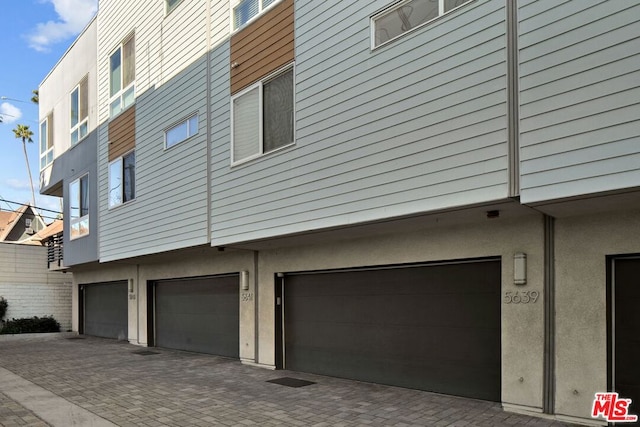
[69,174,89,239]
[166,0,182,14]
[231,65,294,164]
[39,113,54,170]
[232,0,279,30]
[70,75,89,145]
[165,114,199,149]
[372,0,473,48]
[108,151,135,208]
[109,33,135,117]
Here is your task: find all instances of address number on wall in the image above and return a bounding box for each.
[241,292,254,302]
[504,291,539,304]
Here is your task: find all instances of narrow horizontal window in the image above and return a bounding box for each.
[166,0,182,14]
[165,114,199,149]
[372,0,472,48]
[232,0,281,30]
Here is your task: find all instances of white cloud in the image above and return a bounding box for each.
[0,103,23,124]
[6,178,32,191]
[27,0,98,52]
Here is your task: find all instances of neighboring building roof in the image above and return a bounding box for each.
[0,211,14,236]
[28,220,63,244]
[0,204,47,242]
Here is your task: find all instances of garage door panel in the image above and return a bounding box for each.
[286,346,499,401]
[83,281,128,339]
[155,276,239,357]
[284,260,501,401]
[289,292,498,329]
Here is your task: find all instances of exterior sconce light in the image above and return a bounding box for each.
[514,253,527,285]
[241,270,250,291]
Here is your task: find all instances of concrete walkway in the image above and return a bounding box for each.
[0,336,577,427]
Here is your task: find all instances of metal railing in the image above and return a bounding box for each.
[46,232,64,269]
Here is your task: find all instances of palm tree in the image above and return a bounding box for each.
[31,90,39,104]
[12,124,36,207]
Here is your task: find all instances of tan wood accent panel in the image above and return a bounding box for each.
[108,106,136,161]
[230,0,294,94]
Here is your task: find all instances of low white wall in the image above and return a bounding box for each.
[0,243,72,331]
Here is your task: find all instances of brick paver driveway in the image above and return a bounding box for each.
[0,336,575,427]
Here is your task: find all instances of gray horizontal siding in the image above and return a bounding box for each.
[519,0,640,203]
[99,56,210,262]
[210,0,509,245]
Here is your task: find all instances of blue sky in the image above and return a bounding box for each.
[0,0,97,220]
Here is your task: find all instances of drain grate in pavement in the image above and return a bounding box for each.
[66,336,85,340]
[266,377,316,388]
[132,350,160,356]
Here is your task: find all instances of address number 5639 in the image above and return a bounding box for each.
[504,291,539,304]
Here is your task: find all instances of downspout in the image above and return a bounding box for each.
[506,0,520,198]
[543,215,556,414]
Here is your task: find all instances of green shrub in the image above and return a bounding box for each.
[0,316,61,334]
[0,297,7,321]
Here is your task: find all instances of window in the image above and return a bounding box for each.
[166,0,182,13]
[165,114,199,149]
[70,75,89,145]
[39,113,54,170]
[109,34,135,117]
[70,175,89,239]
[232,0,279,30]
[108,151,135,208]
[231,66,294,164]
[372,0,472,47]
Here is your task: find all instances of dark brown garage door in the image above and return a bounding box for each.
[82,281,128,339]
[279,259,501,401]
[153,275,239,357]
[613,258,640,416]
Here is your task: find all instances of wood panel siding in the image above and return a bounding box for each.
[230,0,294,94]
[518,0,640,203]
[211,0,509,246]
[108,106,136,161]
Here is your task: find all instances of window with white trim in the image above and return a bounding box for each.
[70,75,89,145]
[166,0,182,14]
[232,0,279,30]
[165,114,198,149]
[108,151,135,208]
[109,34,135,117]
[231,66,294,164]
[372,0,472,48]
[70,174,89,239]
[39,113,54,170]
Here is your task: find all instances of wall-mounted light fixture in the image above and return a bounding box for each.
[514,252,527,285]
[128,278,134,293]
[241,270,250,291]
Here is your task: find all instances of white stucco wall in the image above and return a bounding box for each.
[554,209,640,424]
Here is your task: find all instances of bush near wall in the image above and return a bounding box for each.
[0,316,61,334]
[0,297,7,321]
